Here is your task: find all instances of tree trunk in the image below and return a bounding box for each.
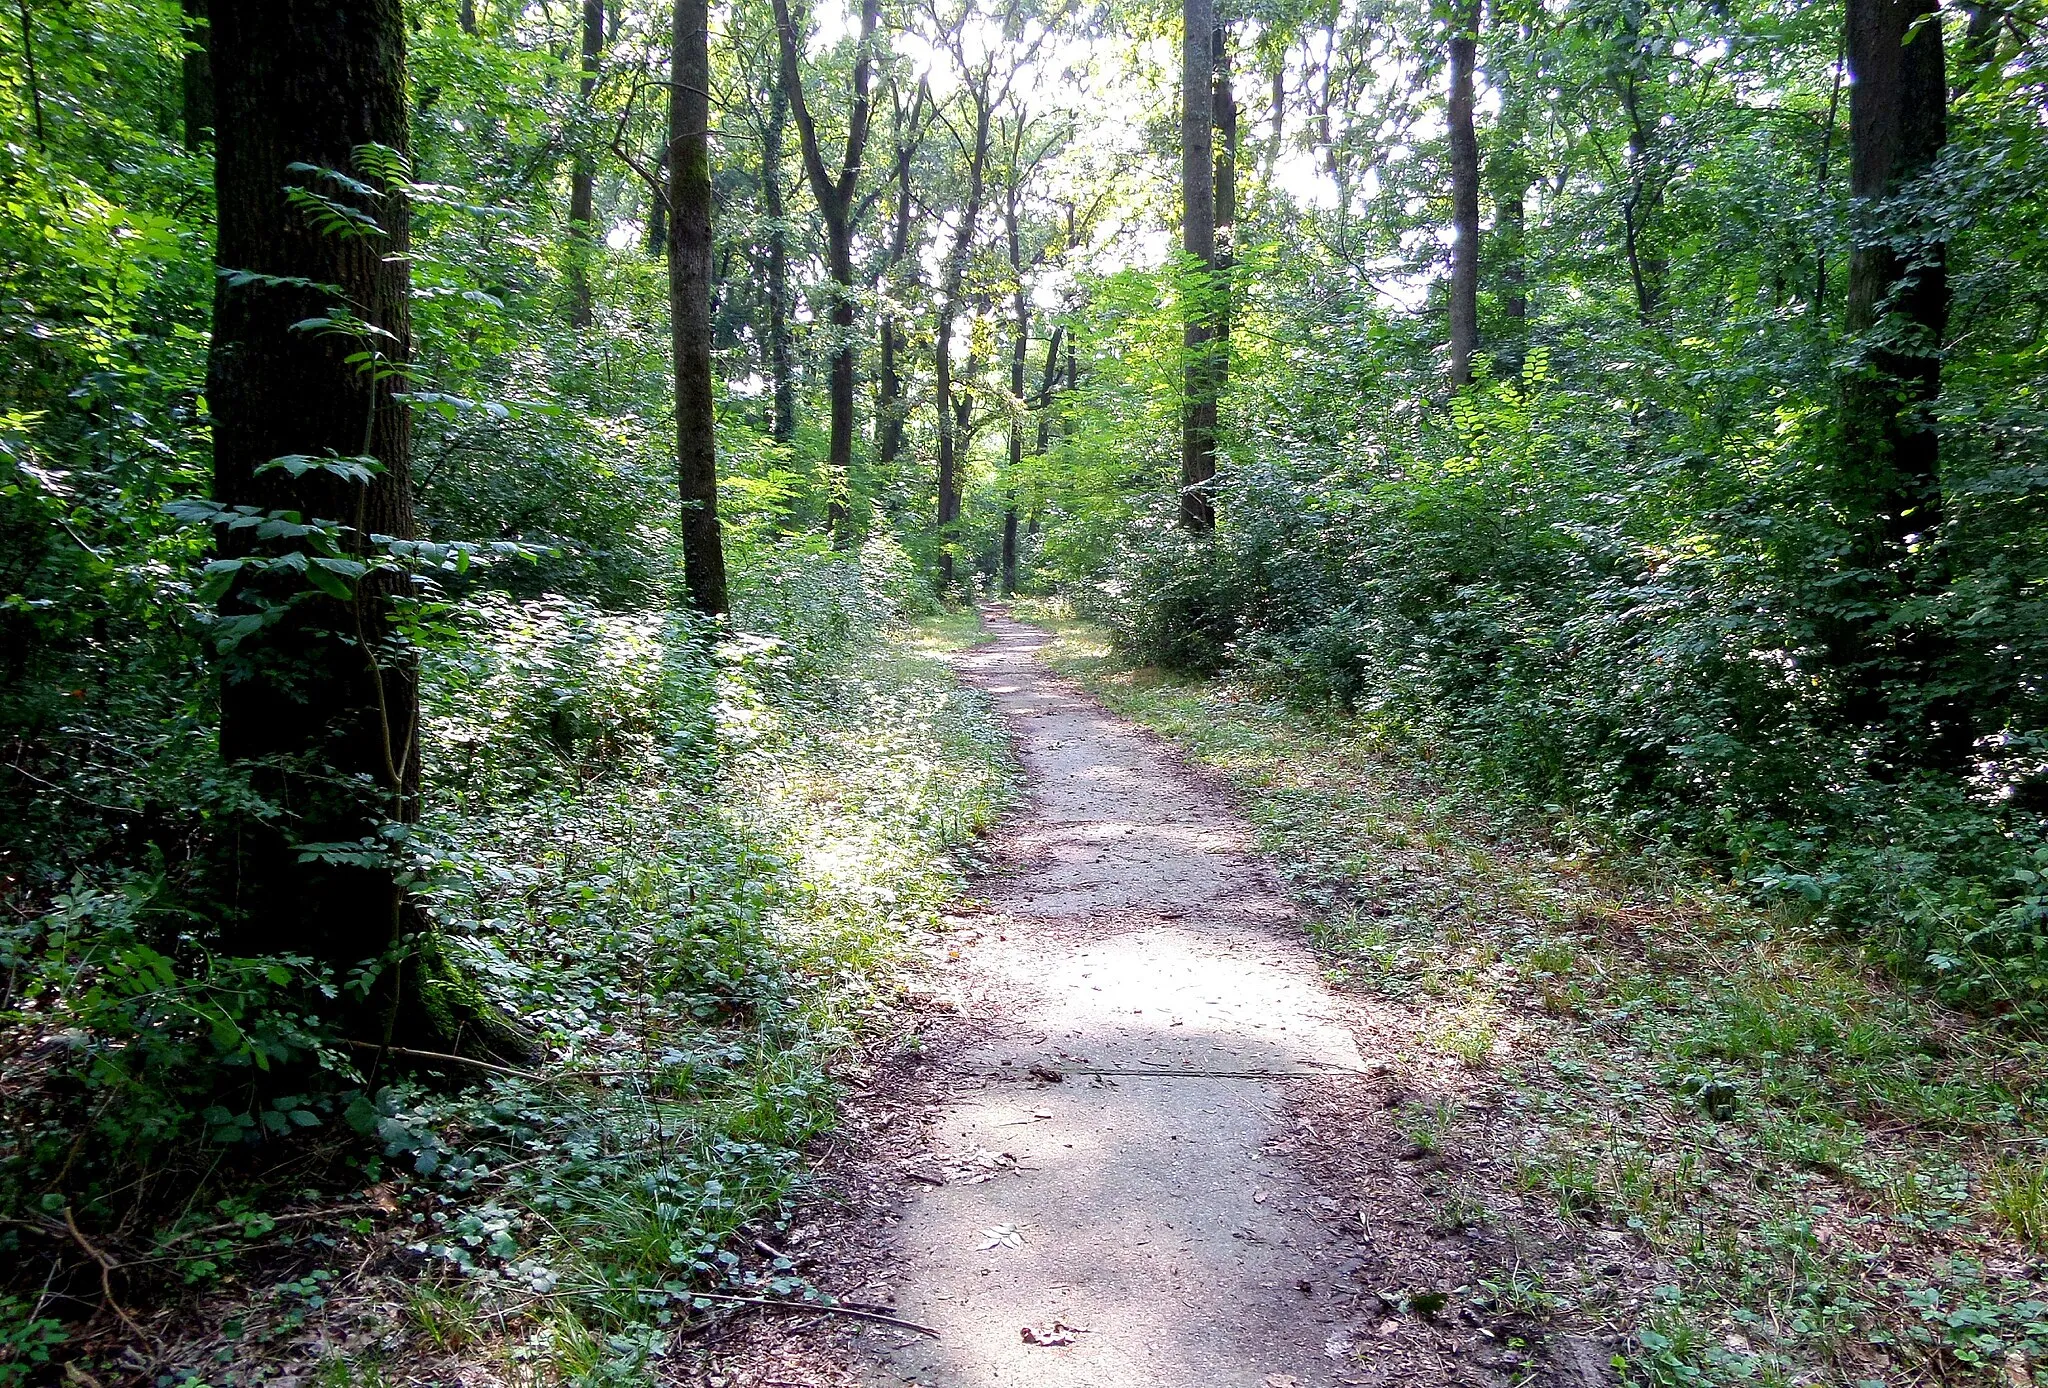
[1004,214,1028,596]
[1956,2,2001,97]
[1180,0,1217,533]
[208,0,522,1055]
[1214,23,1237,394]
[1265,60,1284,180]
[876,84,926,473]
[934,97,991,585]
[1447,0,1480,386]
[459,0,477,34]
[762,83,796,445]
[646,141,669,255]
[1843,0,1948,544]
[1488,0,1529,378]
[771,0,878,545]
[1829,0,1956,756]
[935,300,961,583]
[567,0,604,329]
[670,0,727,615]
[181,0,212,150]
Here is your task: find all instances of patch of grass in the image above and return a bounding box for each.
[1987,1159,2048,1252]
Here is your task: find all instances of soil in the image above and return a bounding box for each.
[689,610,1613,1388]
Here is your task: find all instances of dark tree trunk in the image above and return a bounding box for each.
[1180,0,1217,533]
[670,0,727,614]
[876,82,927,474]
[1612,9,1666,326]
[1035,324,1063,455]
[181,0,212,150]
[1488,0,1530,378]
[646,141,669,255]
[1447,0,1480,386]
[1265,60,1284,180]
[771,0,878,544]
[1214,23,1237,394]
[1004,210,1028,596]
[1956,2,2001,97]
[459,0,478,34]
[1830,0,1956,755]
[1843,0,1948,543]
[762,83,796,445]
[567,0,604,329]
[208,0,523,1055]
[934,96,991,585]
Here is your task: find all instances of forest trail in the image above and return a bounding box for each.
[859,609,1383,1388]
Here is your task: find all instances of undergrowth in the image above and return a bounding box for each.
[2,574,1010,1386]
[1013,596,2048,1388]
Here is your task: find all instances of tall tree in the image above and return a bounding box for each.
[567,0,605,329]
[207,0,504,1049]
[1842,0,1948,546]
[671,0,728,613]
[1446,0,1480,386]
[875,77,930,474]
[181,0,212,150]
[771,0,880,540]
[1180,0,1218,532]
[1213,22,1237,395]
[1487,0,1530,377]
[757,79,797,445]
[932,51,996,583]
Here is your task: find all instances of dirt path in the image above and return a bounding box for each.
[857,611,1382,1387]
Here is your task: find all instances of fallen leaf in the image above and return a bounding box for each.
[1022,1319,1088,1346]
[976,1223,1025,1250]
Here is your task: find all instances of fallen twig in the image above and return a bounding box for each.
[679,1291,940,1337]
[62,1206,156,1353]
[535,1284,939,1337]
[340,1039,546,1082]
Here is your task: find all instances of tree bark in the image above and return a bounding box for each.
[1004,206,1028,597]
[670,0,727,614]
[645,140,669,255]
[762,82,796,445]
[459,0,478,34]
[1843,0,1948,544]
[1956,2,2001,97]
[1447,0,1480,387]
[1214,23,1237,395]
[181,0,212,150]
[1265,59,1284,180]
[876,80,928,474]
[1828,0,1955,755]
[567,0,604,329]
[934,93,992,585]
[1180,0,1217,533]
[771,0,878,543]
[1488,0,1529,378]
[207,0,521,1054]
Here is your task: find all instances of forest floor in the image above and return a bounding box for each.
[697,605,2048,1388]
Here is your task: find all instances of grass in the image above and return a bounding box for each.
[1009,595,2048,1388]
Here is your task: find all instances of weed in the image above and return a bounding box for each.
[1433,1013,1500,1068]
[1987,1158,2048,1253]
[406,1281,480,1353]
[1514,1143,1600,1218]
[1475,1265,1558,1318]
